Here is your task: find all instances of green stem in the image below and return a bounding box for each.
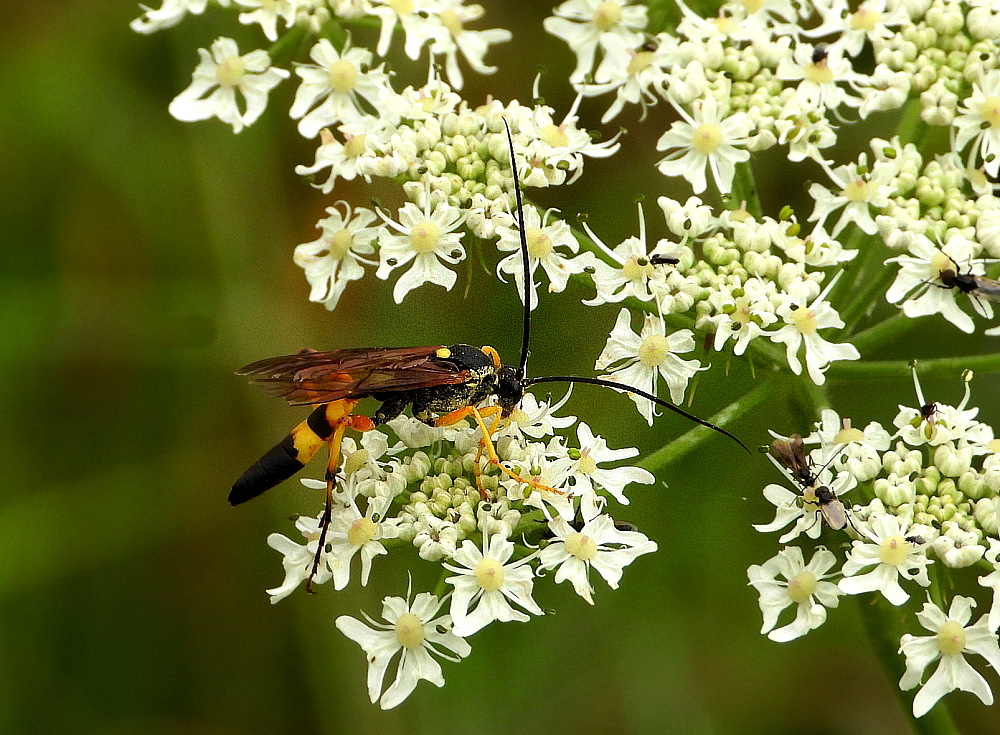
[834,234,894,336]
[795,375,831,416]
[827,352,1000,379]
[847,312,915,354]
[856,595,961,735]
[640,377,779,473]
[267,26,310,65]
[895,97,928,147]
[730,160,762,218]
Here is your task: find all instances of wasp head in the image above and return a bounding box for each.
[496,365,524,415]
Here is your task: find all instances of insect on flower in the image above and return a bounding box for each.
[232,120,748,585]
[768,433,848,531]
[936,257,1000,304]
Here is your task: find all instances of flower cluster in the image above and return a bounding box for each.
[551,0,1000,340]
[135,0,1000,719]
[751,371,1000,717]
[267,397,657,707]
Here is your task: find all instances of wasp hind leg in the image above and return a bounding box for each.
[434,405,564,500]
[305,412,375,593]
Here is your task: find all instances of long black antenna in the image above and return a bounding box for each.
[502,118,532,381]
[524,374,749,452]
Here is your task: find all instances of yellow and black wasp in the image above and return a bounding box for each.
[232,121,747,583]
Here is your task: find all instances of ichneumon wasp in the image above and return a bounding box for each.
[232,120,748,586]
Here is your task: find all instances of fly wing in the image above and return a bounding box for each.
[237,346,471,406]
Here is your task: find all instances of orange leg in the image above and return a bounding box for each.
[306,412,376,593]
[435,404,563,499]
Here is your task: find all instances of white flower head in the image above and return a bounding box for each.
[544,0,648,84]
[953,70,1000,178]
[495,207,582,309]
[539,514,657,604]
[839,514,932,605]
[131,0,216,34]
[168,37,289,133]
[656,92,753,195]
[563,421,654,506]
[899,596,1000,717]
[775,42,862,111]
[290,40,393,139]
[748,546,843,642]
[376,198,467,303]
[427,0,512,90]
[233,0,297,41]
[443,532,542,637]
[808,157,896,237]
[885,233,993,334]
[770,276,860,385]
[582,203,669,306]
[595,308,704,425]
[336,591,472,709]
[293,202,378,310]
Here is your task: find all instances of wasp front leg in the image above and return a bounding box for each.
[434,405,563,499]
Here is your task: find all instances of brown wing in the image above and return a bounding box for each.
[237,346,470,406]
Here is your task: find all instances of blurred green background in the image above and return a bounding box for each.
[2,2,998,734]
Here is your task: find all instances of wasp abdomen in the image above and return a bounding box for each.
[230,402,350,505]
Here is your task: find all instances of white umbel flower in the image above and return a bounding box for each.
[336,592,472,709]
[376,199,467,303]
[293,202,378,311]
[539,515,657,604]
[656,93,752,195]
[544,0,648,84]
[290,40,392,139]
[443,532,542,637]
[953,70,1000,178]
[595,308,704,425]
[168,37,288,133]
[748,546,843,642]
[899,596,1000,717]
[770,278,860,385]
[885,233,993,334]
[839,514,932,605]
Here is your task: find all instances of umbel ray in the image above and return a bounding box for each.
[232,120,748,583]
